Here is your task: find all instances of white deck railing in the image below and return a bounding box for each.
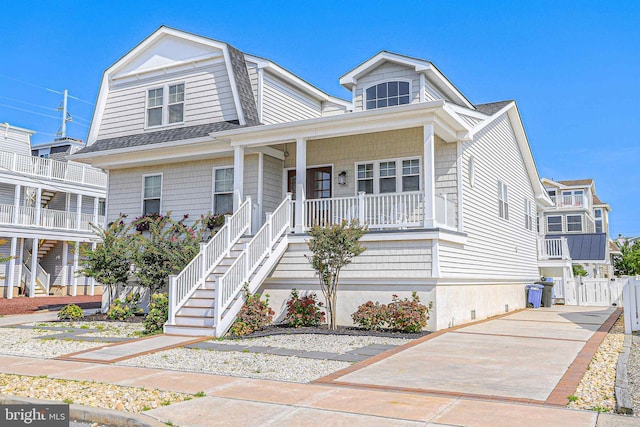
[0,203,104,232]
[0,149,107,188]
[167,197,252,325]
[215,195,292,336]
[293,190,456,231]
[551,194,588,209]
[539,237,570,260]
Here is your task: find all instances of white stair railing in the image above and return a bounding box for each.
[23,253,50,295]
[215,195,292,336]
[167,197,252,325]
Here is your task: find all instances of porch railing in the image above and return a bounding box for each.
[293,188,456,231]
[214,194,292,336]
[0,203,104,232]
[555,194,588,209]
[0,150,107,188]
[167,195,252,325]
[539,237,571,260]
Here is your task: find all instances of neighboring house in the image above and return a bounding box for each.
[538,178,613,281]
[0,123,107,298]
[74,26,552,335]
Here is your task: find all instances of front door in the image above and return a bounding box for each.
[287,167,332,199]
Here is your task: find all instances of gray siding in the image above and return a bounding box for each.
[262,154,283,217]
[98,61,238,140]
[434,138,458,228]
[107,155,260,223]
[0,127,32,156]
[0,183,14,205]
[542,211,595,234]
[246,63,259,102]
[262,73,321,125]
[39,241,72,287]
[353,62,420,112]
[269,239,432,280]
[46,192,67,210]
[321,101,347,117]
[439,113,539,279]
[424,80,445,102]
[458,114,484,127]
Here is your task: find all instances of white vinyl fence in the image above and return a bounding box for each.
[622,276,640,333]
[554,277,625,307]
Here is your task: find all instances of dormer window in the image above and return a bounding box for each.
[147,83,185,127]
[365,81,410,110]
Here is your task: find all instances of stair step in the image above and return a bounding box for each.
[178,307,215,317]
[193,289,216,299]
[174,314,215,327]
[164,324,217,337]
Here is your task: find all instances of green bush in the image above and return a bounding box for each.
[143,293,169,335]
[351,301,388,330]
[107,293,142,321]
[284,289,325,328]
[57,304,84,321]
[386,292,432,333]
[229,285,274,336]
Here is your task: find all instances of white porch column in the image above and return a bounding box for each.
[90,242,96,296]
[72,242,79,296]
[233,146,245,210]
[93,196,99,225]
[76,194,83,230]
[30,238,38,298]
[7,237,17,299]
[423,124,436,228]
[17,239,24,293]
[294,137,307,233]
[35,188,42,226]
[13,184,20,224]
[61,241,69,289]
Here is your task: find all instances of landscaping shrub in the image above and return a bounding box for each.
[107,293,142,321]
[386,292,432,333]
[284,289,325,327]
[229,285,274,336]
[143,293,169,335]
[351,300,388,330]
[57,304,84,321]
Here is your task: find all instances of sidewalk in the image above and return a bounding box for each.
[0,307,636,426]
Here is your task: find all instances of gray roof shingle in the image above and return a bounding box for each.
[546,233,607,261]
[227,45,260,126]
[76,121,244,154]
[474,100,513,115]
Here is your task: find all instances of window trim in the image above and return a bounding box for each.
[566,214,583,232]
[141,173,163,216]
[212,165,234,215]
[354,156,422,194]
[524,198,533,231]
[363,79,413,110]
[497,180,509,220]
[547,215,562,233]
[145,82,186,129]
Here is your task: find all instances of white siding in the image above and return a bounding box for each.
[435,139,458,227]
[269,239,432,280]
[321,101,347,117]
[261,73,321,125]
[458,114,484,127]
[98,61,238,140]
[353,62,420,112]
[0,127,32,155]
[424,80,445,102]
[0,183,14,205]
[439,113,539,279]
[246,63,259,102]
[262,154,283,217]
[106,155,259,223]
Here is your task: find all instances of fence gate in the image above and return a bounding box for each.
[560,277,624,307]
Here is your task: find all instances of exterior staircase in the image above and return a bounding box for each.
[37,239,58,259]
[164,195,292,337]
[21,253,50,296]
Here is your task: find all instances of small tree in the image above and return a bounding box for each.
[572,264,588,277]
[614,240,640,276]
[306,220,366,330]
[79,216,132,310]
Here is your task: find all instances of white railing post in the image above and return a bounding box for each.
[168,275,177,325]
[244,246,250,281]
[245,196,252,234]
[285,193,293,232]
[224,214,232,255]
[295,183,305,233]
[200,243,207,281]
[357,191,365,224]
[265,213,273,255]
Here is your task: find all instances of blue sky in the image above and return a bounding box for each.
[1,1,638,237]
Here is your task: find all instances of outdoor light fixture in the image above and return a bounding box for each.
[338,171,347,185]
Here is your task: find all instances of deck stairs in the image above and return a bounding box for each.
[164,195,292,337]
[21,253,49,296]
[37,239,58,260]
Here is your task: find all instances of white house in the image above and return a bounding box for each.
[0,123,107,298]
[74,26,552,335]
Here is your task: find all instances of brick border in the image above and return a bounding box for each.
[313,308,525,385]
[544,308,622,406]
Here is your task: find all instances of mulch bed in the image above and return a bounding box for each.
[229,324,430,340]
[0,295,102,316]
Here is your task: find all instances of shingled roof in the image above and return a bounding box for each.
[556,179,593,187]
[474,100,513,115]
[227,45,260,127]
[76,121,244,154]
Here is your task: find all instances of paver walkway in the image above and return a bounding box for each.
[317,306,617,406]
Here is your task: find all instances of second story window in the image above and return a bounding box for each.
[595,208,603,233]
[213,167,234,215]
[497,180,509,220]
[567,214,583,232]
[143,175,162,216]
[365,81,410,110]
[547,215,562,233]
[524,199,533,230]
[147,83,185,127]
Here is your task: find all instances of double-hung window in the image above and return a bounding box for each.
[365,81,410,110]
[356,158,420,194]
[524,199,533,230]
[547,216,562,233]
[497,180,509,220]
[213,167,234,215]
[143,175,162,216]
[567,215,583,232]
[147,83,185,127]
[594,209,603,233]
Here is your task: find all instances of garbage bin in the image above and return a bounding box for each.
[525,284,543,308]
[536,278,554,308]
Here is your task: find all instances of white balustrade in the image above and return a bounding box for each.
[539,237,568,259]
[0,203,105,233]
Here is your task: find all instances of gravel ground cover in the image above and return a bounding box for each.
[0,373,195,413]
[30,321,145,338]
[568,315,624,413]
[213,334,409,353]
[118,347,351,383]
[0,328,100,358]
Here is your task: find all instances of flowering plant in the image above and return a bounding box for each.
[284,289,325,327]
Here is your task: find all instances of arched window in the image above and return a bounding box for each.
[365,81,410,110]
